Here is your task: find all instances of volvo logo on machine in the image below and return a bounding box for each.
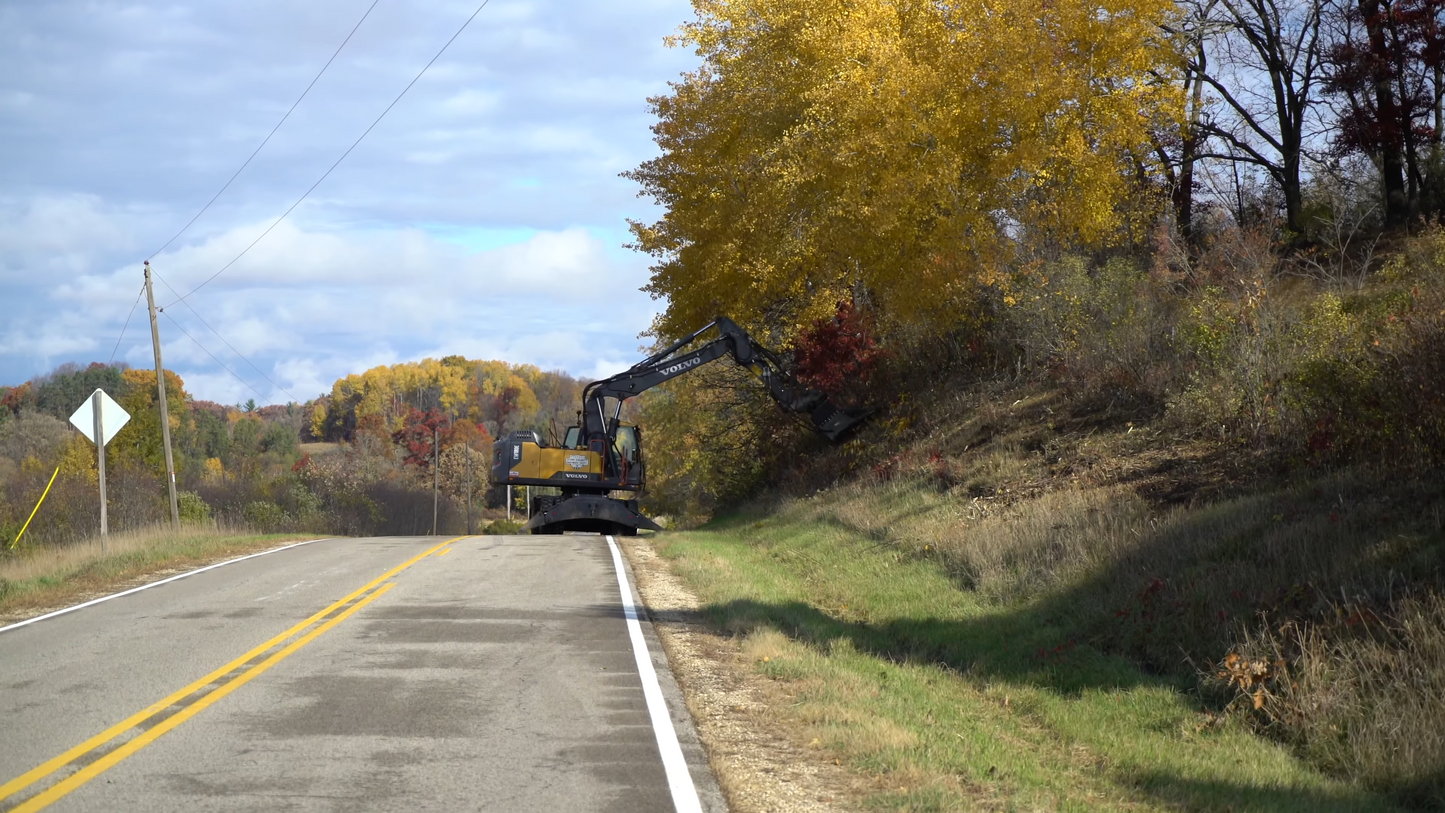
[661,357,703,377]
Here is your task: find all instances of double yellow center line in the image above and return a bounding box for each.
[0,536,460,812]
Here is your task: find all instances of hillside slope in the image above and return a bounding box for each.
[650,374,1444,811]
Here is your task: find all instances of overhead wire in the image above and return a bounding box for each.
[163,0,495,308]
[145,0,384,262]
[150,270,300,403]
[117,0,496,404]
[113,0,382,401]
[159,311,270,405]
[107,284,147,365]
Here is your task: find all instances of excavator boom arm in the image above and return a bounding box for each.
[581,316,868,442]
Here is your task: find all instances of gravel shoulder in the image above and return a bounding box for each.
[619,535,872,813]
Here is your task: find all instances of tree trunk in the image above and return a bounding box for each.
[1385,1,1425,218]
[1431,62,1443,215]
[1283,154,1305,236]
[1176,58,1209,245]
[1361,0,1410,225]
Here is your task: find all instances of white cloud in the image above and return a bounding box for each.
[4,216,663,403]
[0,195,153,285]
[0,0,693,403]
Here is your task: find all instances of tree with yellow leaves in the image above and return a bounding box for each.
[311,358,581,444]
[113,368,191,474]
[627,0,1182,343]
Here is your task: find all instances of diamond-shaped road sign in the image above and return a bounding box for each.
[69,388,130,446]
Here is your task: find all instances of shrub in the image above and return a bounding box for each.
[176,491,211,524]
[1003,255,1181,405]
[793,301,884,398]
[281,483,323,524]
[483,518,524,535]
[241,501,286,532]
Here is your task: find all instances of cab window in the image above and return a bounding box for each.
[564,427,580,448]
[615,426,638,462]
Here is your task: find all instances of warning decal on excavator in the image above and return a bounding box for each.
[566,454,589,470]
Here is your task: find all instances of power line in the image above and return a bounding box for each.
[151,270,300,403]
[164,0,495,308]
[159,311,270,405]
[107,284,147,365]
[145,0,384,262]
[107,2,379,385]
[173,301,302,404]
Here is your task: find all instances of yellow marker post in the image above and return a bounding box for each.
[10,466,61,550]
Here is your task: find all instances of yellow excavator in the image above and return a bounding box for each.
[490,316,869,535]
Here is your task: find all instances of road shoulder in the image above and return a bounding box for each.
[619,535,868,813]
[0,532,320,628]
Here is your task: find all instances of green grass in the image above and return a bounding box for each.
[0,525,317,616]
[656,508,1403,811]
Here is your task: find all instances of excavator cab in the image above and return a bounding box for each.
[557,423,644,488]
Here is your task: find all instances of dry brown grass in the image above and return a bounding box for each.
[1265,595,1445,808]
[297,442,344,457]
[831,482,1150,604]
[0,523,315,622]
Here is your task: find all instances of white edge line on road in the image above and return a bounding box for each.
[606,535,704,813]
[0,537,332,635]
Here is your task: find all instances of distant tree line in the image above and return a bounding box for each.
[0,357,591,546]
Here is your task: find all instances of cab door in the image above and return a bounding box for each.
[615,425,645,489]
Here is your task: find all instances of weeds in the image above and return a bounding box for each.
[1261,595,1445,809]
[482,517,525,535]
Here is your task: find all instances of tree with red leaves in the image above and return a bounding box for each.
[1,383,33,417]
[392,408,451,469]
[1323,0,1445,222]
[792,302,884,397]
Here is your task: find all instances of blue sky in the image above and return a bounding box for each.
[0,0,696,404]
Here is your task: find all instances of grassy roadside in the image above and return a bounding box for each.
[0,526,319,621]
[654,510,1404,812]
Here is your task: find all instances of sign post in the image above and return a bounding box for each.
[69,389,131,553]
[93,391,106,544]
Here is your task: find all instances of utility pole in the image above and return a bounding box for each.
[431,427,440,535]
[464,442,473,535]
[144,262,181,531]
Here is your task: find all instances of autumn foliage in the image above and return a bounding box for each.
[391,408,450,469]
[627,0,1180,342]
[792,302,884,396]
[311,357,581,445]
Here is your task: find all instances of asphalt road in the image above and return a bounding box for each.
[0,535,725,813]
